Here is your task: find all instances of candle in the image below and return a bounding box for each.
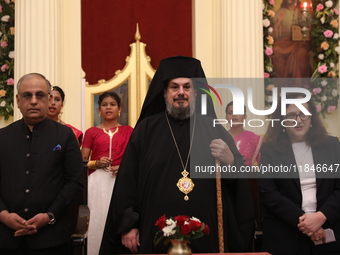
[103,127,119,171]
[108,130,113,160]
[302,2,308,10]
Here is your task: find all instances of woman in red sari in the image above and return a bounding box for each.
[225,102,261,166]
[81,91,133,255]
[47,85,83,145]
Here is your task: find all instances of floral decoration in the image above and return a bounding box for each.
[0,0,14,120]
[262,0,340,117]
[310,0,339,117]
[263,0,275,109]
[154,215,210,246]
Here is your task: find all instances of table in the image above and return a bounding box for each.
[140,253,271,255]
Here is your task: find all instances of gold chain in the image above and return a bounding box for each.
[102,126,119,137]
[165,111,196,200]
[102,126,119,172]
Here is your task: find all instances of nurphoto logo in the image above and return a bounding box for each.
[199,81,312,128]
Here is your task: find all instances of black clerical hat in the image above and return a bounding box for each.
[136,56,216,126]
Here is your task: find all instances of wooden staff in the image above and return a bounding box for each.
[215,159,224,253]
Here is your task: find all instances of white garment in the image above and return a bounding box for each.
[292,142,317,214]
[87,169,116,255]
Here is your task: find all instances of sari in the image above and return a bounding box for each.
[65,123,83,146]
[233,131,261,166]
[82,125,133,255]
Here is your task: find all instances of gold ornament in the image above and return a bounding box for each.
[165,111,196,201]
[177,170,195,201]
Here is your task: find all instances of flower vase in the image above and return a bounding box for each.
[167,239,192,255]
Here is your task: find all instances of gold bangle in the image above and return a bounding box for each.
[87,160,93,169]
[87,160,98,170]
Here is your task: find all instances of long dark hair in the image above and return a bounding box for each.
[51,86,65,102]
[98,91,121,107]
[263,93,327,152]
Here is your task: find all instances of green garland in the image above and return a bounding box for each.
[263,0,340,117]
[263,0,275,109]
[310,0,339,117]
[0,0,14,120]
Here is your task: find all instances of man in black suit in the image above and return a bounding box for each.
[0,73,83,254]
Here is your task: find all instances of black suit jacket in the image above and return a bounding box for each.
[0,118,83,249]
[259,136,340,255]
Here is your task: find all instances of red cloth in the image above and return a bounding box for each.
[82,125,133,174]
[81,0,192,84]
[233,131,261,166]
[65,124,83,146]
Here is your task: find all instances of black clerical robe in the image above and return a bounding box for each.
[100,113,254,254]
[0,118,83,249]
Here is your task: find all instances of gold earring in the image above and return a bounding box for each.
[99,112,101,117]
[118,111,121,117]
[58,110,63,123]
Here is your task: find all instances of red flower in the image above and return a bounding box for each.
[189,220,202,231]
[181,224,191,236]
[154,215,210,247]
[174,215,189,227]
[202,224,210,235]
[155,214,167,230]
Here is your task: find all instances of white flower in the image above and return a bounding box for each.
[8,51,14,59]
[1,15,10,22]
[321,80,328,86]
[263,18,270,27]
[266,66,273,72]
[335,46,340,54]
[268,27,273,33]
[190,217,201,222]
[0,101,5,107]
[325,0,333,8]
[320,16,326,24]
[162,226,176,237]
[321,95,327,101]
[330,62,335,68]
[267,96,273,102]
[166,218,176,228]
[334,33,339,39]
[332,89,338,97]
[162,219,176,237]
[318,54,324,60]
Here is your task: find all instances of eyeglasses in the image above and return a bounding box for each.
[19,92,49,101]
[284,112,311,121]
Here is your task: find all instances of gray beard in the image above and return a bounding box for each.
[165,97,195,120]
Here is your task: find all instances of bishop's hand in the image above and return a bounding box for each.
[122,228,140,253]
[210,139,234,166]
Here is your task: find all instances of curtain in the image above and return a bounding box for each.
[82,0,192,84]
